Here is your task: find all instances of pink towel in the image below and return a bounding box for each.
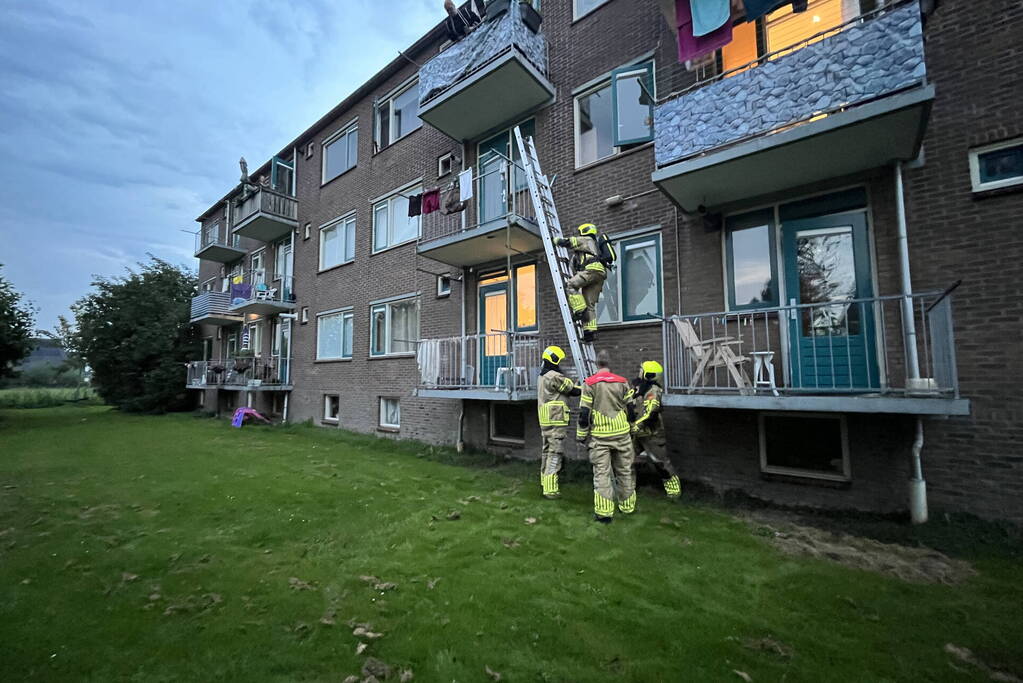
[676,0,733,62]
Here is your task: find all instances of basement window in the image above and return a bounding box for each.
[969,138,1023,193]
[490,404,525,444]
[759,413,850,481]
[323,395,340,422]
[379,397,401,430]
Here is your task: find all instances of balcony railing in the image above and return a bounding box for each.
[190,291,243,323]
[421,159,537,244]
[228,270,296,313]
[194,222,244,261]
[662,290,960,399]
[416,332,544,394]
[186,357,293,389]
[232,186,299,242]
[654,2,927,168]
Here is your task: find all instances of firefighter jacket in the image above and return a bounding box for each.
[564,235,606,274]
[538,369,577,427]
[577,370,635,440]
[631,380,664,438]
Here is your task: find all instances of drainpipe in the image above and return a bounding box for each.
[282,392,289,424]
[895,161,927,524]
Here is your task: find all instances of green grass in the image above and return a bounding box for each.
[1,406,1021,682]
[0,387,96,409]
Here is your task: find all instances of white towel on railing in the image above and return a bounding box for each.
[416,340,441,386]
[458,168,474,202]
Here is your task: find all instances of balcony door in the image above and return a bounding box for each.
[477,119,535,225]
[275,237,294,301]
[479,281,509,386]
[782,211,879,390]
[273,318,292,385]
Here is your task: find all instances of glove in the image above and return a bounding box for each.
[555,237,570,247]
[630,423,639,435]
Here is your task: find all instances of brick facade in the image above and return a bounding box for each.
[187,1,1023,523]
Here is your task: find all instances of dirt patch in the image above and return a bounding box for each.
[746,513,976,585]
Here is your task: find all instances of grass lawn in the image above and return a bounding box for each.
[1,406,1021,682]
[0,387,96,409]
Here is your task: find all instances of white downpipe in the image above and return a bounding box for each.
[282,392,289,423]
[247,391,253,408]
[896,162,927,524]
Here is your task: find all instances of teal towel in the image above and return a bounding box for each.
[690,0,731,37]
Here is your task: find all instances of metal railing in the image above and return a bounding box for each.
[662,290,959,397]
[416,331,544,392]
[227,270,296,306]
[186,357,293,388]
[420,159,537,244]
[190,291,240,321]
[233,186,299,228]
[195,221,239,255]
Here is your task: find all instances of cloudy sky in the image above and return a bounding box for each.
[0,0,441,330]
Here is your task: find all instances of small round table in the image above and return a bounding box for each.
[751,351,779,396]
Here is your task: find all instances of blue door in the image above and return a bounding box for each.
[479,282,509,386]
[782,211,879,390]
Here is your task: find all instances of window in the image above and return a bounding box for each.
[514,264,537,330]
[370,297,419,357]
[320,213,356,270]
[373,186,421,252]
[323,395,340,422]
[244,323,263,354]
[375,80,421,150]
[300,307,309,324]
[317,309,354,360]
[970,138,1023,192]
[437,275,452,298]
[379,397,401,429]
[759,413,850,481]
[575,61,654,167]
[271,156,294,196]
[725,209,778,310]
[438,153,454,177]
[597,232,663,325]
[490,404,525,444]
[574,0,611,20]
[303,222,311,241]
[322,123,358,183]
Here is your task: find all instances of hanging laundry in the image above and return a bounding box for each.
[421,188,442,215]
[407,193,423,217]
[441,185,467,215]
[690,0,731,36]
[458,168,474,202]
[676,0,733,63]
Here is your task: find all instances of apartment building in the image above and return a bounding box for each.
[186,0,1023,523]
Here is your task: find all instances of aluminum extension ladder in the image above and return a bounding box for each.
[513,125,596,381]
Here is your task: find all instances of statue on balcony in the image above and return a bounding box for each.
[443,0,482,42]
[236,156,260,207]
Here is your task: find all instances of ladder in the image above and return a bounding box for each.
[513,126,596,381]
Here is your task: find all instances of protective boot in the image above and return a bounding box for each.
[664,475,682,498]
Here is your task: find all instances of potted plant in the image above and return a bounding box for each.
[234,349,254,373]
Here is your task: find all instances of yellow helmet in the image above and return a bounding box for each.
[542,345,566,365]
[577,223,598,236]
[641,360,664,380]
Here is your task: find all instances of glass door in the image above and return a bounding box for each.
[477,120,535,225]
[271,156,295,196]
[274,318,292,385]
[275,237,294,301]
[782,211,878,390]
[479,279,509,386]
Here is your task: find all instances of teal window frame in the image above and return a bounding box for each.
[270,156,295,196]
[610,62,655,146]
[620,232,663,322]
[725,208,778,311]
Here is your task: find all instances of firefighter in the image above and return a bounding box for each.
[555,223,607,343]
[630,360,681,498]
[577,351,636,523]
[537,345,581,499]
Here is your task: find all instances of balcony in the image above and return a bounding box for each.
[418,1,554,142]
[418,160,542,266]
[231,187,299,242]
[190,291,244,326]
[660,290,969,416]
[227,270,296,316]
[652,3,933,212]
[414,332,544,401]
[186,357,293,391]
[195,222,246,263]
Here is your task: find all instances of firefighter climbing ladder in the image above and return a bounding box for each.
[513,125,597,381]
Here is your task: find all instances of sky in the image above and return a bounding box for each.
[0,0,441,331]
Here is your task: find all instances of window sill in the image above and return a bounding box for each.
[489,437,525,447]
[321,165,356,189]
[573,141,653,175]
[370,237,419,256]
[595,318,660,331]
[971,183,1023,200]
[371,127,422,157]
[377,425,400,433]
[314,358,353,364]
[368,353,416,360]
[318,261,354,275]
[571,0,613,24]
[321,418,339,425]
[760,469,851,488]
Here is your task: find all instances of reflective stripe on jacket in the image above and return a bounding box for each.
[538,370,575,427]
[577,371,634,439]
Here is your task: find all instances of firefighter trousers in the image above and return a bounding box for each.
[588,432,636,517]
[566,269,606,333]
[540,427,566,497]
[635,433,682,497]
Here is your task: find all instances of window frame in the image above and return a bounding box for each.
[369,295,420,358]
[610,62,655,146]
[512,263,539,332]
[379,397,401,430]
[573,59,655,168]
[437,275,452,298]
[372,183,422,253]
[319,212,357,271]
[321,120,359,185]
[597,230,664,325]
[758,412,851,482]
[969,137,1023,193]
[316,308,355,361]
[573,0,612,21]
[489,403,526,445]
[323,394,340,423]
[375,77,422,151]
[437,152,454,177]
[270,156,295,196]
[724,208,780,311]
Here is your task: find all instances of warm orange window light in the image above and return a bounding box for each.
[515,264,537,329]
[765,0,853,58]
[721,19,759,74]
[483,290,508,355]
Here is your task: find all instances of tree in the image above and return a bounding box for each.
[0,264,36,380]
[73,258,201,413]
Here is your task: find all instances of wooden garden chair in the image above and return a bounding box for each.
[672,318,752,394]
